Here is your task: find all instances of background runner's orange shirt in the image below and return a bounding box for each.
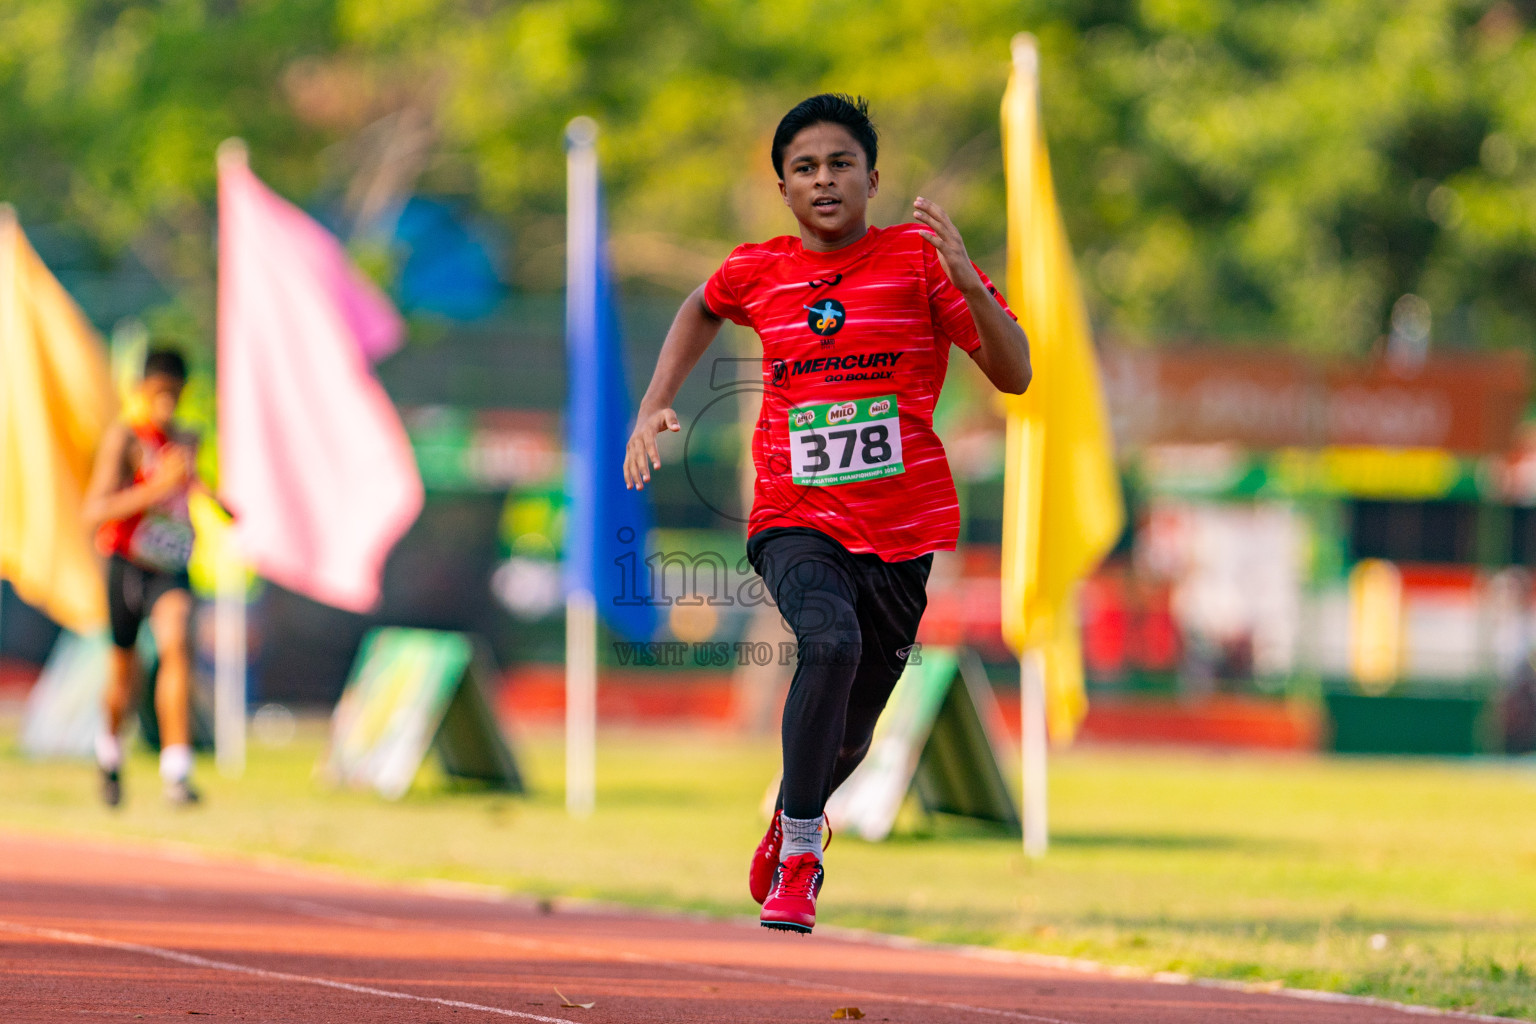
[704,222,1015,561]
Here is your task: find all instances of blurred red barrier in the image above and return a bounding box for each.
[498,664,1319,749]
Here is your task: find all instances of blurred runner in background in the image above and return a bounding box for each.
[625,94,1031,933]
[82,348,202,807]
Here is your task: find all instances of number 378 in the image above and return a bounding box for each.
[798,424,893,472]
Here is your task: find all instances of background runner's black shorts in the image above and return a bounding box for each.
[107,554,191,650]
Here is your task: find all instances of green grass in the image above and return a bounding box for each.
[3,720,1535,1019]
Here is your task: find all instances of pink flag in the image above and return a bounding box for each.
[217,149,423,612]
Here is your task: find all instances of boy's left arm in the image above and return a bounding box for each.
[176,428,234,517]
[913,196,1032,395]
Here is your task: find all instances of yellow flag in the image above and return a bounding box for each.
[999,37,1125,742]
[0,207,118,632]
[187,489,249,597]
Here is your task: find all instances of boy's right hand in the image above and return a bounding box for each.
[624,408,682,490]
[147,446,192,499]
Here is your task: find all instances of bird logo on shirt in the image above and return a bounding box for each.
[804,299,847,338]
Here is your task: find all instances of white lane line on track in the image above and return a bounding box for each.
[267,894,1085,1024]
[0,918,580,1024]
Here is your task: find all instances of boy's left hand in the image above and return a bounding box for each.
[913,197,984,294]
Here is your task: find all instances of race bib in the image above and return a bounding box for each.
[788,394,905,486]
[127,513,194,573]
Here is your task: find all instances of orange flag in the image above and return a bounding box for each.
[0,206,117,633]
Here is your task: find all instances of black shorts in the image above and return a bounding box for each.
[107,554,191,650]
[745,526,933,655]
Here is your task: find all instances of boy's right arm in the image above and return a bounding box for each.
[81,424,190,530]
[624,283,724,490]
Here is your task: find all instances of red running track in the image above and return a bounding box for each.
[0,831,1513,1024]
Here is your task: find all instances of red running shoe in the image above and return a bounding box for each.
[759,852,824,934]
[750,813,831,905]
[749,813,783,905]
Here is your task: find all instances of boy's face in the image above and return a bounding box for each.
[778,122,878,244]
[139,374,184,429]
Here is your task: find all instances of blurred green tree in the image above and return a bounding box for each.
[0,0,341,329]
[2,0,1534,353]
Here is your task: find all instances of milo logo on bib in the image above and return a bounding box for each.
[826,402,857,425]
[787,394,905,487]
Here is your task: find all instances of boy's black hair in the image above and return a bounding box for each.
[771,93,878,178]
[143,347,188,383]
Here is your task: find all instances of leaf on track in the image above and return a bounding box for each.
[554,985,596,1009]
[831,1008,865,1019]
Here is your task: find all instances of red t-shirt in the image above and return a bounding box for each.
[96,421,196,572]
[704,222,1015,561]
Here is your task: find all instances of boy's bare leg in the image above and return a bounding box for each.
[149,589,198,801]
[103,647,139,738]
[95,646,139,806]
[149,589,191,746]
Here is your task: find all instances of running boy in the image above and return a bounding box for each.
[623,94,1030,933]
[83,348,202,807]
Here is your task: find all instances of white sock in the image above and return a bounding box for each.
[159,743,193,784]
[779,813,823,863]
[95,733,122,772]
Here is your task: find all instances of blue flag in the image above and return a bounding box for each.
[564,120,656,642]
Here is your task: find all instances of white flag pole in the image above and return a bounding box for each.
[212,140,250,780]
[1021,648,1049,857]
[213,546,247,778]
[565,589,597,816]
[1011,33,1050,858]
[564,117,600,818]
